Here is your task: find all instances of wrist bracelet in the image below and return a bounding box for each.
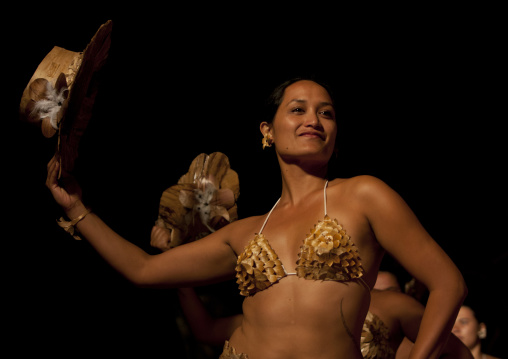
[57,208,92,240]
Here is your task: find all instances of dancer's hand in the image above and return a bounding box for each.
[46,155,85,218]
[150,225,173,252]
[212,188,236,209]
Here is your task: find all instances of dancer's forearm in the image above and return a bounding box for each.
[69,201,152,285]
[410,282,467,359]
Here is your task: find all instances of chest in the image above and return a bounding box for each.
[254,199,373,273]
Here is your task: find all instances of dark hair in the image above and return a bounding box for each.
[263,77,337,124]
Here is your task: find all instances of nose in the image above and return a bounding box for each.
[452,324,460,335]
[304,113,323,129]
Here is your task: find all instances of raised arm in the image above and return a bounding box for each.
[359,176,467,359]
[46,156,238,288]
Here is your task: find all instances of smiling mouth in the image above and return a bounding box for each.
[299,132,325,140]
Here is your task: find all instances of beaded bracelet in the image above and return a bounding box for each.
[57,208,92,240]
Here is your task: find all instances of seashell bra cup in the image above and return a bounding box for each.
[235,180,367,297]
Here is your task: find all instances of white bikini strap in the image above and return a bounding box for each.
[324,180,329,216]
[259,197,281,234]
[260,180,329,233]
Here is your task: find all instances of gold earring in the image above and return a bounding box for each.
[478,328,487,339]
[262,133,273,149]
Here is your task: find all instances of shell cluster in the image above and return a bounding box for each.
[361,311,395,359]
[296,215,364,281]
[235,234,286,296]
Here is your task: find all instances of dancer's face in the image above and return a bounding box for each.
[262,80,337,166]
[452,306,485,349]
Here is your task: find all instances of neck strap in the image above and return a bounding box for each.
[258,180,329,234]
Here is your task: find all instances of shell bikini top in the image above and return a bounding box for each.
[235,181,366,296]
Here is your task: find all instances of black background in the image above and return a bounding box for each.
[6,6,506,358]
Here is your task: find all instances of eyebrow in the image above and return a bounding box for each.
[286,99,334,108]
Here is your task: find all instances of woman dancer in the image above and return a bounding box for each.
[46,77,467,358]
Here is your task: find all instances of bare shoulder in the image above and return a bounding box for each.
[329,175,389,192]
[329,175,398,203]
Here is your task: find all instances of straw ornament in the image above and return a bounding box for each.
[19,20,113,174]
[156,152,240,247]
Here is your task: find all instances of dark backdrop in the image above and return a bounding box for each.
[7,8,505,358]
